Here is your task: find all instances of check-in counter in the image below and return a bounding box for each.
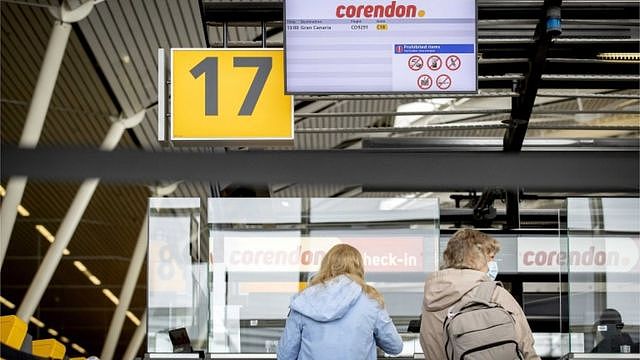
[145,197,639,359]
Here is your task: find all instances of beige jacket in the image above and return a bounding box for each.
[419,269,540,360]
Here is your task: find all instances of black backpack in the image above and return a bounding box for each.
[443,281,524,360]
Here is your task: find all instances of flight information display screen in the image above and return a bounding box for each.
[284,0,477,93]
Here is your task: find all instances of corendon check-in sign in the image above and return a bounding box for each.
[285,0,477,93]
[219,236,426,272]
[517,237,640,273]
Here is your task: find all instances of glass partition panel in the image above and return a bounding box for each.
[207,197,439,355]
[566,197,640,355]
[147,198,208,353]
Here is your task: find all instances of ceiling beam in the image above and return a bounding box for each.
[2,146,638,193]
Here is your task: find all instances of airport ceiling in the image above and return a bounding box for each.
[0,0,639,358]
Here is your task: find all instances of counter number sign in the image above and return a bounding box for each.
[171,49,293,143]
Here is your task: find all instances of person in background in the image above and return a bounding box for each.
[277,244,403,360]
[419,229,540,360]
[591,308,635,353]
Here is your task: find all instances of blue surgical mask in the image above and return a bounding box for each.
[487,260,499,280]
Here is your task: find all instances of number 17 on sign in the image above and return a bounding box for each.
[166,48,293,144]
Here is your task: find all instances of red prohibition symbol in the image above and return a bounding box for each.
[417,74,433,90]
[427,55,442,70]
[408,55,424,71]
[446,55,461,71]
[436,74,452,89]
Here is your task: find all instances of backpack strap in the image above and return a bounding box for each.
[471,281,499,303]
[448,281,500,316]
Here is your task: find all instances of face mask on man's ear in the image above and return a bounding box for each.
[487,260,499,280]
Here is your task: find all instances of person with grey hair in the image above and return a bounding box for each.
[419,229,540,359]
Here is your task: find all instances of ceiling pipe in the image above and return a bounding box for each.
[16,110,145,325]
[0,0,96,268]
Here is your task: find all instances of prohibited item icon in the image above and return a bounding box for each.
[446,55,461,71]
[408,55,424,71]
[427,55,442,70]
[436,74,452,89]
[417,74,433,90]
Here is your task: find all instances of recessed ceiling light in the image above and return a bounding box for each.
[102,289,120,305]
[71,343,86,354]
[17,205,30,216]
[126,310,141,326]
[35,225,55,243]
[88,275,102,286]
[29,316,45,328]
[73,261,87,272]
[0,296,15,309]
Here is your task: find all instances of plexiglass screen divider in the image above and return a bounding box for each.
[147,198,208,353]
[566,198,640,355]
[207,198,439,355]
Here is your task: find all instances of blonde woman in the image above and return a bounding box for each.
[277,244,403,359]
[419,229,540,360]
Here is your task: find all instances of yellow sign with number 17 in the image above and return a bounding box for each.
[171,48,293,144]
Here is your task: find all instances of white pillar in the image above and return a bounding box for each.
[16,111,145,322]
[122,311,147,360]
[0,0,95,267]
[100,218,148,360]
[101,183,179,360]
[0,177,28,265]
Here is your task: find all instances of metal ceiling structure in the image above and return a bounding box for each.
[0,0,639,359]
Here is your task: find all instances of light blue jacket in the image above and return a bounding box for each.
[277,275,403,360]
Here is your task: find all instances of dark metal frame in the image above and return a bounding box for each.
[503,0,563,152]
[2,146,638,193]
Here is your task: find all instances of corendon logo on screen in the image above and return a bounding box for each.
[335,1,426,18]
[220,236,424,272]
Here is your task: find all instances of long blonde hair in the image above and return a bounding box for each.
[442,229,500,270]
[310,244,385,306]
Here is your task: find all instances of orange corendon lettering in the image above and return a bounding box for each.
[405,4,417,17]
[363,5,374,17]
[349,6,358,17]
[384,1,396,17]
[373,4,384,17]
[335,1,419,18]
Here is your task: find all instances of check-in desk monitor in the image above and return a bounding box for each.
[564,198,640,357]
